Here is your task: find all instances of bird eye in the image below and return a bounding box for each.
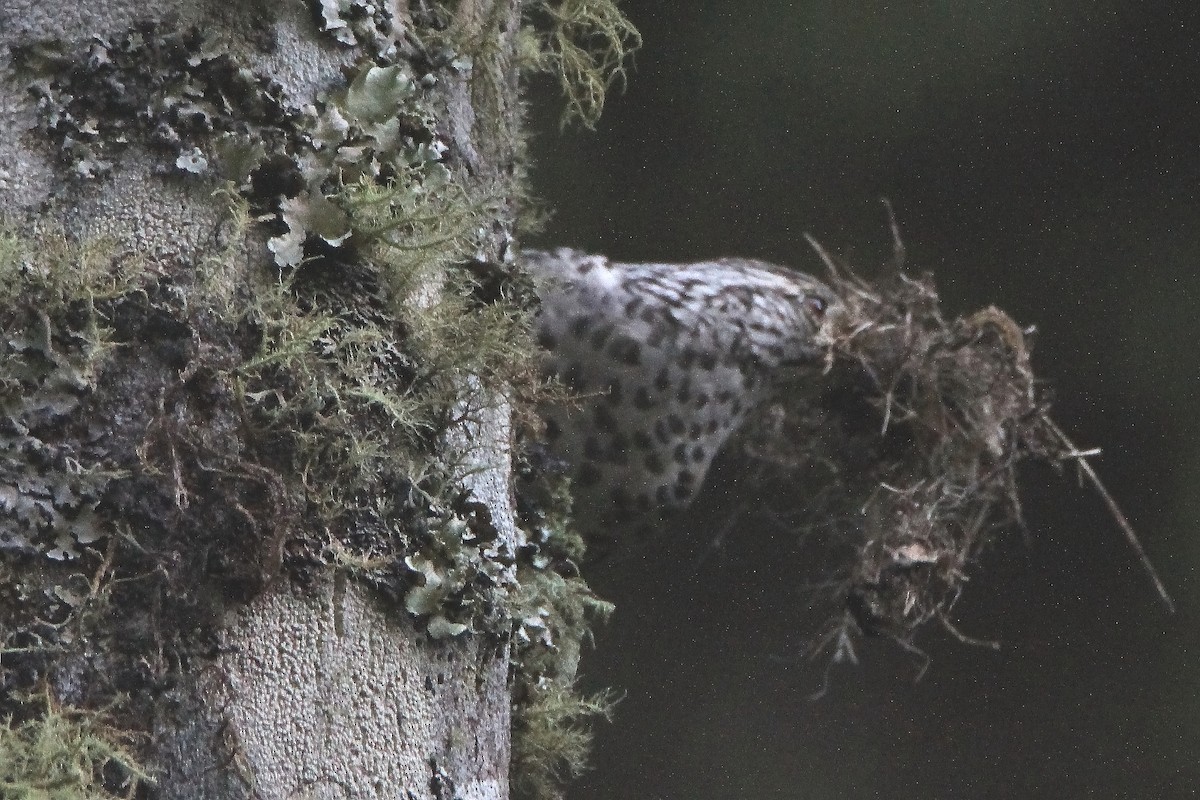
[805,296,827,317]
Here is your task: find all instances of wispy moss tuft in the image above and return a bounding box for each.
[0,229,144,309]
[511,683,615,800]
[519,0,641,128]
[0,695,149,800]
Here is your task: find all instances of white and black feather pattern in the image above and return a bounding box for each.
[524,247,838,538]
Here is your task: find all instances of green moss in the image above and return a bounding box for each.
[511,683,614,800]
[519,0,641,128]
[429,0,639,129]
[0,695,149,800]
[0,231,146,309]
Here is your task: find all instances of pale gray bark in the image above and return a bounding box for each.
[157,579,511,799]
[0,0,523,797]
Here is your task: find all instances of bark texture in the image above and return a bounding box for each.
[0,0,525,797]
[157,580,511,799]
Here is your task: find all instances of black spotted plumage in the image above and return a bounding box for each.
[524,247,839,541]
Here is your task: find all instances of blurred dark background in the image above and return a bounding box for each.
[523,3,1198,798]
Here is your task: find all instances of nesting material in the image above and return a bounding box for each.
[735,228,1171,661]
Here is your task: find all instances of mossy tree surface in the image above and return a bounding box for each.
[0,1,631,798]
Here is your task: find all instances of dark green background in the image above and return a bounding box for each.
[524,3,1198,798]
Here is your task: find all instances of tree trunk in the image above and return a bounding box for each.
[0,1,553,797]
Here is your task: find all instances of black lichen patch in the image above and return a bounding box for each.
[0,232,197,797]
[17,22,292,181]
[0,220,283,675]
[731,229,1170,671]
[0,231,144,564]
[314,0,407,58]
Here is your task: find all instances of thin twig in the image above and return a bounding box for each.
[1046,418,1175,613]
[880,197,906,269]
[803,233,843,280]
[939,611,1001,650]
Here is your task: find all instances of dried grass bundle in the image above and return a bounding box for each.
[734,212,1171,670]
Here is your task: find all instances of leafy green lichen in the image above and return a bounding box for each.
[263,61,466,269]
[314,0,407,58]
